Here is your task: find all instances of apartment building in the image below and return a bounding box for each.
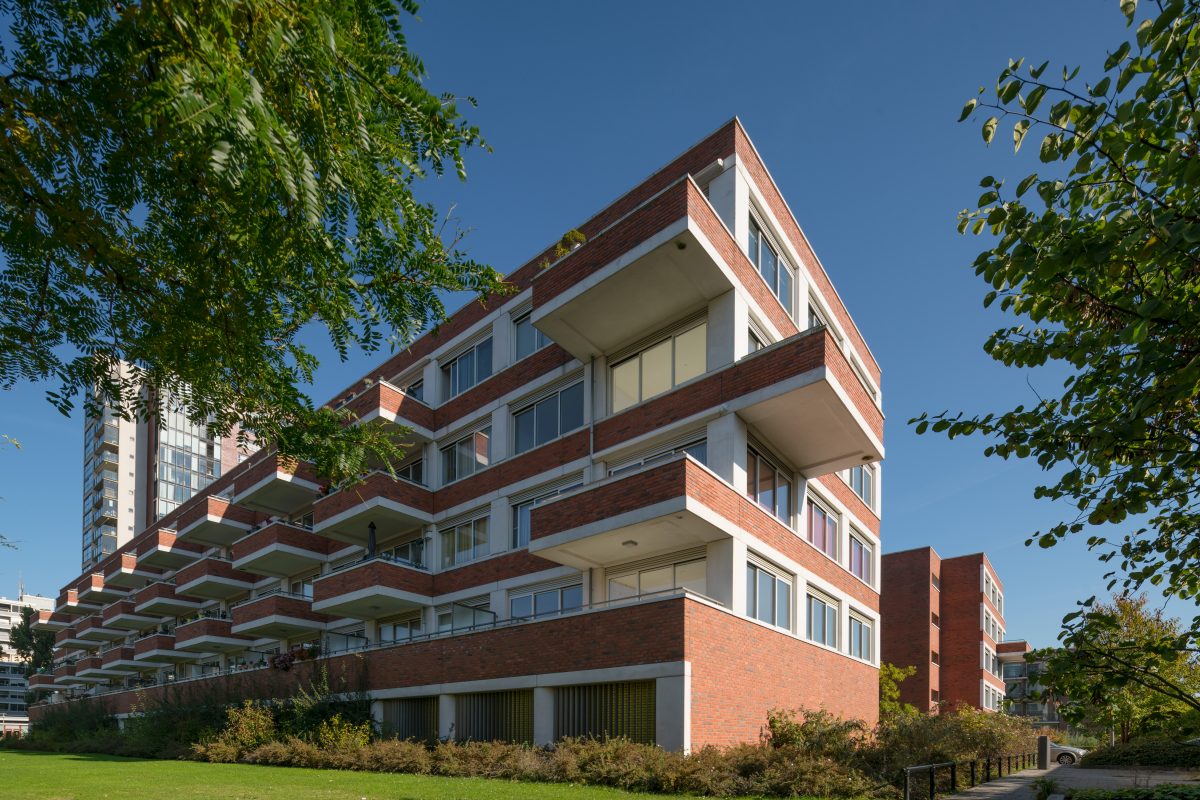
[880,548,1006,713]
[81,368,252,571]
[30,119,885,750]
[0,591,54,733]
[998,640,1064,728]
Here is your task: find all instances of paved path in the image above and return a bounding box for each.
[948,765,1200,800]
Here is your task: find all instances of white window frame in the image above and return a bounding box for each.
[441,338,493,401]
[849,613,873,662]
[439,426,491,485]
[746,558,793,631]
[609,320,707,413]
[805,589,839,648]
[513,311,550,361]
[439,514,490,569]
[512,381,585,455]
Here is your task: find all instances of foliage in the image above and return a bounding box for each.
[864,705,1038,781]
[880,663,919,720]
[1071,787,1200,800]
[913,0,1200,634]
[1034,777,1064,800]
[1079,739,1200,768]
[1037,595,1200,739]
[765,707,866,763]
[0,0,509,485]
[192,701,277,763]
[540,230,588,269]
[9,607,54,677]
[313,713,372,751]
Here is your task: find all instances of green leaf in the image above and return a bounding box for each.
[959,98,978,122]
[1120,0,1138,23]
[983,116,999,144]
[1016,173,1039,197]
[1013,119,1032,152]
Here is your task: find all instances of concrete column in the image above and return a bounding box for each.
[489,407,508,465]
[705,161,737,236]
[370,699,385,733]
[706,413,748,491]
[532,686,555,746]
[705,538,735,610]
[655,674,690,753]
[488,497,509,555]
[438,694,456,741]
[492,314,511,374]
[592,355,609,421]
[422,360,441,405]
[363,619,380,645]
[489,588,507,620]
[729,538,749,616]
[731,158,752,257]
[706,290,739,370]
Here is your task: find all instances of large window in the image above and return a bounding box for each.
[746,561,791,629]
[748,220,795,317]
[440,427,491,484]
[511,483,582,549]
[609,558,707,600]
[807,500,838,559]
[514,312,550,360]
[849,615,872,661]
[289,573,317,599]
[806,592,838,647]
[397,458,424,486]
[513,382,584,454]
[379,613,422,643]
[442,339,493,400]
[747,447,792,524]
[849,464,874,508]
[608,439,707,477]
[440,516,489,568]
[849,532,873,584]
[610,322,707,413]
[388,537,425,568]
[509,584,583,620]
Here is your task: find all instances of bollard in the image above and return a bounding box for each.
[1038,736,1050,770]
[929,767,936,800]
[951,762,958,793]
[970,760,977,787]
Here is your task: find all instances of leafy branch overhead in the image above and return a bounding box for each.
[0,0,510,484]
[913,0,1200,620]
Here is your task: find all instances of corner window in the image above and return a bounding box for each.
[513,382,584,455]
[747,447,792,524]
[931,572,941,591]
[509,584,582,620]
[289,573,317,599]
[404,380,424,402]
[849,464,874,508]
[849,615,872,661]
[610,322,707,413]
[608,439,706,477]
[511,482,582,549]
[748,329,764,353]
[397,458,424,486]
[807,500,838,560]
[806,592,838,647]
[931,650,941,665]
[439,516,489,568]
[748,220,795,317]
[808,301,828,331]
[746,561,792,629]
[609,558,707,600]
[440,427,491,484]
[849,532,873,584]
[441,339,493,400]
[514,312,550,360]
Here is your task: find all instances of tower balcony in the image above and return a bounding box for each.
[312,472,433,547]
[136,530,204,570]
[231,522,330,578]
[54,626,100,651]
[231,591,333,639]
[174,556,256,601]
[77,572,129,605]
[27,673,56,693]
[101,599,162,632]
[133,581,204,618]
[336,381,436,445]
[55,588,102,617]
[73,655,110,683]
[175,495,257,548]
[104,552,161,590]
[100,645,142,674]
[133,632,200,665]
[31,610,71,633]
[232,452,321,516]
[174,614,254,654]
[75,614,125,643]
[52,662,83,688]
[311,553,432,620]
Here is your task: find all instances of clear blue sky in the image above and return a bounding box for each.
[0,1,1194,647]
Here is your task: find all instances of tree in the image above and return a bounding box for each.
[913,0,1200,631]
[0,0,507,484]
[10,606,54,676]
[1036,595,1200,742]
[879,662,918,720]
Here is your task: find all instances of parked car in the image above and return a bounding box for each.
[1050,743,1088,765]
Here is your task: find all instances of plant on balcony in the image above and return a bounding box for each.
[539,229,587,269]
[269,653,296,672]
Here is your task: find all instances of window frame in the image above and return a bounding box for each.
[608,557,708,601]
[745,559,793,631]
[512,381,585,455]
[747,446,793,525]
[508,583,583,620]
[439,426,491,485]
[438,515,490,569]
[609,320,708,413]
[807,498,839,560]
[848,464,874,508]
[848,531,873,585]
[441,338,494,401]
[805,590,839,648]
[747,217,796,317]
[849,614,873,662]
[511,482,583,549]
[513,311,550,361]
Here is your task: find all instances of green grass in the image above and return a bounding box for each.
[1,750,673,800]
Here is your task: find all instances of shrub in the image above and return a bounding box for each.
[192,700,278,763]
[1080,739,1200,769]
[1070,787,1200,800]
[313,713,371,750]
[361,738,433,774]
[766,707,866,763]
[1033,777,1063,800]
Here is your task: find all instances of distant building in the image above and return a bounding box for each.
[0,590,54,733]
[881,548,1006,713]
[997,640,1064,728]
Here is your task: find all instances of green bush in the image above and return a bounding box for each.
[192,701,277,763]
[313,713,371,750]
[1070,786,1200,800]
[1080,739,1200,768]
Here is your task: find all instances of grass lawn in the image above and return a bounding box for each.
[1,750,678,800]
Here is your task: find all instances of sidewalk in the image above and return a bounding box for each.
[948,765,1200,800]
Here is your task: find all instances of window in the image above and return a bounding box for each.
[931,572,941,591]
[849,615,872,661]
[388,537,425,568]
[397,458,424,485]
[513,382,584,454]
[807,500,838,559]
[610,322,707,412]
[509,584,583,620]
[379,614,421,643]
[748,329,764,353]
[931,689,940,703]
[608,439,707,477]
[511,482,582,548]
[748,220,795,316]
[806,592,838,647]
[931,611,941,627]
[849,464,874,507]
[931,650,940,665]
[609,558,707,600]
[404,380,424,402]
[441,339,493,400]
[747,447,792,524]
[746,561,792,629]
[289,573,317,599]
[514,312,550,360]
[440,427,491,484]
[808,301,828,330]
[436,599,494,632]
[849,533,873,584]
[440,516,489,568]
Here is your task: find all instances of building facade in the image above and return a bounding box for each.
[880,548,1006,713]
[0,591,54,734]
[81,371,251,572]
[997,640,1064,728]
[32,120,885,750]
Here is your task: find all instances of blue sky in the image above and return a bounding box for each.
[0,1,1194,647]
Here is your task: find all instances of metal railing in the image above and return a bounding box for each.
[902,752,1037,800]
[322,550,427,576]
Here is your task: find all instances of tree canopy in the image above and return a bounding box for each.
[0,0,507,484]
[10,606,54,677]
[914,0,1200,635]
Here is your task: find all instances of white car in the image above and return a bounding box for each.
[1050,743,1088,765]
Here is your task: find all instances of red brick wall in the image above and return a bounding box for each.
[231,523,333,563]
[880,548,937,711]
[686,601,879,747]
[939,554,985,710]
[232,595,333,628]
[174,557,254,591]
[435,430,589,511]
[175,618,248,647]
[813,475,879,536]
[313,473,434,523]
[313,560,434,602]
[434,551,562,595]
